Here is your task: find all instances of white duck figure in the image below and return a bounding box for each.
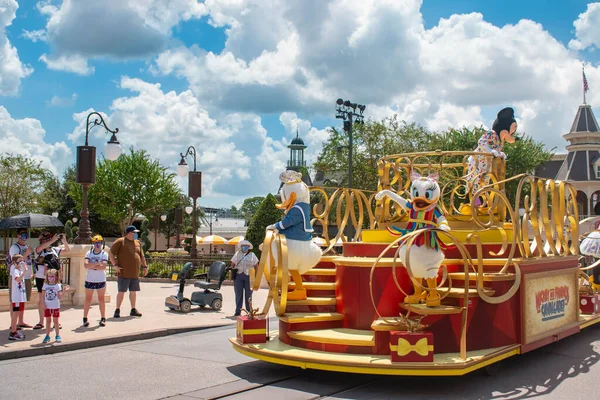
[375,171,450,307]
[267,170,322,301]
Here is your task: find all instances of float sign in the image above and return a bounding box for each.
[523,269,578,344]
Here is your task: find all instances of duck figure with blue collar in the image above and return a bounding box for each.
[267,170,322,301]
[376,171,451,307]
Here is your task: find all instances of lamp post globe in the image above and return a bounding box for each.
[51,212,59,218]
[104,141,122,161]
[160,214,167,222]
[177,163,189,178]
[185,206,193,215]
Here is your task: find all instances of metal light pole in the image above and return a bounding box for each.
[335,99,366,189]
[75,112,122,244]
[177,146,202,258]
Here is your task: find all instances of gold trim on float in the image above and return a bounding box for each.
[319,256,341,263]
[229,337,521,376]
[280,312,345,324]
[580,314,600,329]
[288,282,336,290]
[286,297,337,306]
[287,328,375,346]
[304,269,336,276]
[398,303,464,316]
[334,257,514,268]
[447,272,516,282]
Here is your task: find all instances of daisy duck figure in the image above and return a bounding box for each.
[376,171,450,307]
[267,171,322,301]
[463,107,519,214]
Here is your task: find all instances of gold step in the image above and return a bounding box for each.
[304,269,336,276]
[448,272,516,282]
[279,312,344,324]
[286,296,337,306]
[398,303,464,316]
[289,282,336,291]
[288,328,374,346]
[444,287,495,298]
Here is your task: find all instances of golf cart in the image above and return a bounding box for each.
[165,261,229,313]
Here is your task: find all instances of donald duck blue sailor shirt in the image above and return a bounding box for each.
[276,203,313,241]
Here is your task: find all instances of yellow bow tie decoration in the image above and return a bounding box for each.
[390,337,433,357]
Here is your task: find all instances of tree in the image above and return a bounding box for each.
[0,155,52,219]
[140,219,151,255]
[68,148,182,234]
[245,194,283,259]
[240,196,265,223]
[313,116,435,191]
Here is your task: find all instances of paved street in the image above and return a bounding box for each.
[0,321,598,400]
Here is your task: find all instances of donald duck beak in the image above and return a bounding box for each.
[276,192,296,212]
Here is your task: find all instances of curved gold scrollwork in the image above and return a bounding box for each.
[252,230,289,316]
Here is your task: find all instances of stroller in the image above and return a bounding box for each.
[165,261,229,313]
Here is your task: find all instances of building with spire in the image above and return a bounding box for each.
[278,130,312,193]
[536,103,600,219]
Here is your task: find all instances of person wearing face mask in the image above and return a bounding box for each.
[8,229,33,329]
[83,235,109,327]
[231,240,259,317]
[109,225,147,318]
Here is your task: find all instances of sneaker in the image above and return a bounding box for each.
[8,332,20,341]
[113,308,120,318]
[55,335,62,343]
[83,318,90,327]
[99,318,106,327]
[130,308,142,317]
[42,335,51,344]
[16,331,25,339]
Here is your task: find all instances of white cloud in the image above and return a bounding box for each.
[47,93,77,107]
[153,0,598,153]
[0,106,71,175]
[32,0,208,74]
[569,2,600,51]
[66,77,296,204]
[21,29,47,42]
[0,0,33,95]
[39,53,94,75]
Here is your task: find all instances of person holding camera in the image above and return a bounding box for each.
[230,240,258,317]
[33,232,70,330]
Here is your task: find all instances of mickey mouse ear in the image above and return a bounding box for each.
[497,107,515,120]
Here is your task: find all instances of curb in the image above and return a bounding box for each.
[0,323,230,361]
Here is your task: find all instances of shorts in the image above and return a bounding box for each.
[36,278,45,293]
[117,277,140,293]
[44,308,60,318]
[85,281,106,290]
[12,302,25,312]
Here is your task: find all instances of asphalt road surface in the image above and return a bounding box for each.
[1,322,599,400]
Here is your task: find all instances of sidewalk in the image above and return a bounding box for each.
[0,281,271,360]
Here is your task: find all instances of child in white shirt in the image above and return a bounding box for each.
[9,254,28,341]
[42,269,63,344]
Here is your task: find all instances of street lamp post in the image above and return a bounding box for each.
[177,147,202,257]
[335,99,366,189]
[74,112,122,244]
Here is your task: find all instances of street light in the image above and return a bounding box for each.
[335,98,365,189]
[74,112,122,244]
[185,206,193,214]
[177,146,202,258]
[160,214,167,222]
[51,212,59,218]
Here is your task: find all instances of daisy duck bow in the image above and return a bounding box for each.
[266,170,322,301]
[375,171,450,307]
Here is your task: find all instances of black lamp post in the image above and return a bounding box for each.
[177,146,202,258]
[74,112,122,244]
[335,99,366,189]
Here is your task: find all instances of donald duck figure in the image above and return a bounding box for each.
[267,171,322,301]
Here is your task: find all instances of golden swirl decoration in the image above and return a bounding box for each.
[252,230,289,316]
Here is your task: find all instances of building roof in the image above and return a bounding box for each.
[289,129,306,147]
[534,159,563,180]
[570,104,600,133]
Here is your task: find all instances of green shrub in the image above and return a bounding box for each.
[245,193,282,259]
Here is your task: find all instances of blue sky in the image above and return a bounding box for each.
[1,0,600,207]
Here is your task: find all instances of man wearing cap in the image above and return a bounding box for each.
[109,226,147,318]
[230,240,259,316]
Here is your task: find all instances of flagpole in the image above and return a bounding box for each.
[583,62,587,105]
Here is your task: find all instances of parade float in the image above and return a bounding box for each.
[230,116,600,376]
